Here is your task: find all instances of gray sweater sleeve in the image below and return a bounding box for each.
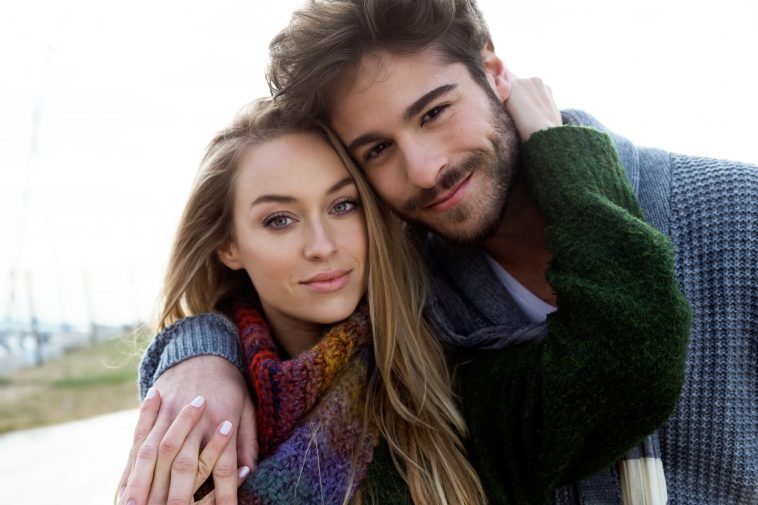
[138,313,246,399]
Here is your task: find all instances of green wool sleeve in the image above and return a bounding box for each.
[458,126,691,504]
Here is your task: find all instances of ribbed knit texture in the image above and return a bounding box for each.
[138,312,245,399]
[233,302,378,505]
[661,153,758,504]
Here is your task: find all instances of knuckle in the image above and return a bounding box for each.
[212,461,238,479]
[166,497,190,505]
[159,437,180,457]
[136,442,158,462]
[132,427,150,445]
[172,454,198,475]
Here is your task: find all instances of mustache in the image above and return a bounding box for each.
[403,151,487,212]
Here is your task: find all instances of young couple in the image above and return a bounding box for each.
[118,1,757,504]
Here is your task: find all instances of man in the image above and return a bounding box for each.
[126,1,757,504]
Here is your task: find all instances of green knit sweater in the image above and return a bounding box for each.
[361,126,691,504]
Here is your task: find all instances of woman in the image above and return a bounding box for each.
[119,85,690,505]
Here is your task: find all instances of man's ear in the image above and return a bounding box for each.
[217,240,243,270]
[482,42,512,102]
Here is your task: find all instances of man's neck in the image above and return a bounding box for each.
[480,174,556,306]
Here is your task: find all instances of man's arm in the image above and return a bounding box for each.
[118,313,256,505]
[138,312,245,398]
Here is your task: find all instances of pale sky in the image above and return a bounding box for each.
[1,0,756,326]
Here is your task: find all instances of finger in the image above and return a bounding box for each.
[160,435,201,505]
[148,395,207,505]
[117,387,161,503]
[211,442,240,505]
[192,467,250,505]
[121,413,172,505]
[193,420,235,493]
[236,396,257,472]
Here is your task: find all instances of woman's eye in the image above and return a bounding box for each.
[332,199,359,215]
[421,104,448,125]
[263,214,293,229]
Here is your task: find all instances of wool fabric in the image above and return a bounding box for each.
[233,302,378,505]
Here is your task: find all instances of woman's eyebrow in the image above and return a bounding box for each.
[250,176,354,207]
[327,176,355,194]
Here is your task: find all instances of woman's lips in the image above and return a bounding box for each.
[301,270,352,293]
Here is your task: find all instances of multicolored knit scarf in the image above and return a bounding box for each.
[232,301,379,505]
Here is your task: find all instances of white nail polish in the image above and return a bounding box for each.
[144,387,156,401]
[190,395,205,407]
[239,466,250,479]
[219,420,232,436]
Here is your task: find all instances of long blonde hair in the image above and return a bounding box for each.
[158,98,485,505]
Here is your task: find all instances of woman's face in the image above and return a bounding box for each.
[219,132,368,337]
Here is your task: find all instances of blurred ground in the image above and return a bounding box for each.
[0,335,144,503]
[0,335,145,433]
[0,408,139,504]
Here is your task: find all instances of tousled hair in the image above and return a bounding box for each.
[157,96,485,505]
[268,0,492,121]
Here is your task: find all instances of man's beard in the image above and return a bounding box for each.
[398,91,520,243]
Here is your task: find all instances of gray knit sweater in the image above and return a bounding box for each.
[139,111,757,504]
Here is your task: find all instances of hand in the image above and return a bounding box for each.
[116,389,251,505]
[117,355,257,505]
[506,76,562,142]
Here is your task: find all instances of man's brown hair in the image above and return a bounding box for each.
[267,0,492,120]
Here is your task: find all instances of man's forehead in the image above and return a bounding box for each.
[325,47,451,116]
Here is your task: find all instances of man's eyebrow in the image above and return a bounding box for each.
[402,83,457,122]
[250,176,354,207]
[346,84,457,154]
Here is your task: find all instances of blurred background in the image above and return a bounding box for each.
[1,0,756,503]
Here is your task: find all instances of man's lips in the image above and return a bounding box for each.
[300,270,352,293]
[425,173,472,212]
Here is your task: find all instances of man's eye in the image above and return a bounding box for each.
[421,104,448,125]
[263,214,293,229]
[366,141,391,161]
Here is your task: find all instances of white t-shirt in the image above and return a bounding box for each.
[484,254,557,324]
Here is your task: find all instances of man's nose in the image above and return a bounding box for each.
[401,139,447,189]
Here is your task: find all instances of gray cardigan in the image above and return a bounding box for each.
[139,111,757,504]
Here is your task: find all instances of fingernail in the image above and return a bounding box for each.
[127,499,136,505]
[190,395,205,408]
[144,387,156,401]
[219,420,232,436]
[239,466,250,479]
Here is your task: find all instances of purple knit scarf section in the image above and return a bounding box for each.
[235,303,379,505]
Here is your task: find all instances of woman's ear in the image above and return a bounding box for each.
[482,42,512,102]
[217,241,243,270]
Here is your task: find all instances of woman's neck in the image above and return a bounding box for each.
[262,308,323,357]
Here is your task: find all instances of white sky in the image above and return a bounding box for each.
[1,0,756,326]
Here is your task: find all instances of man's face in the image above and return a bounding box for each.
[327,47,519,242]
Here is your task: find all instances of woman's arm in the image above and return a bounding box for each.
[458,125,690,504]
